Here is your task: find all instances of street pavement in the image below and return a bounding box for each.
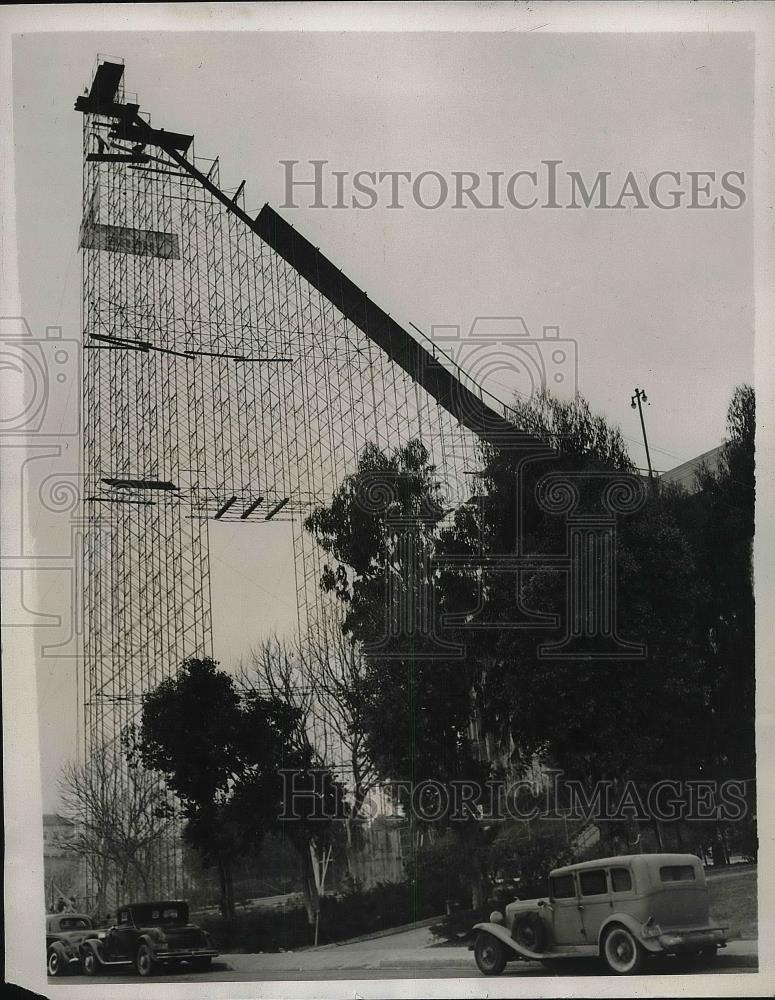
[222,927,757,977]
[55,927,758,983]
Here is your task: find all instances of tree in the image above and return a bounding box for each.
[690,384,755,780]
[305,439,487,790]
[59,744,174,914]
[306,439,491,907]
[130,656,343,928]
[675,384,756,860]
[233,684,342,939]
[465,388,755,854]
[241,634,359,937]
[305,387,755,887]
[472,394,715,791]
[246,629,378,820]
[126,658,245,919]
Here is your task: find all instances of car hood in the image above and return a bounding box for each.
[51,929,97,946]
[505,897,549,917]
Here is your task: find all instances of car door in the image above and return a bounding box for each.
[107,909,134,961]
[577,868,611,943]
[549,873,583,946]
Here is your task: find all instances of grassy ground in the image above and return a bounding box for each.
[707,867,757,939]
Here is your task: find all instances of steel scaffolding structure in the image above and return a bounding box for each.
[77,60,534,894]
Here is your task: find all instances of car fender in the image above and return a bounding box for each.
[49,941,72,961]
[597,913,663,955]
[81,937,108,958]
[138,932,169,959]
[472,922,547,961]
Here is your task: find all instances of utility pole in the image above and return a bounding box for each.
[631,387,654,483]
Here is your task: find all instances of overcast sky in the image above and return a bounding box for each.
[12,30,753,810]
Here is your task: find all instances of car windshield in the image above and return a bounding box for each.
[58,917,91,930]
[131,903,187,925]
[550,874,576,899]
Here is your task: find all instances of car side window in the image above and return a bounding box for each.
[579,869,608,896]
[610,867,632,892]
[660,865,696,882]
[118,910,128,925]
[550,874,576,899]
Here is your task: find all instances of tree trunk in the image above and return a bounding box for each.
[93,854,111,918]
[216,856,236,921]
[299,839,321,930]
[469,873,485,909]
[713,823,730,866]
[455,822,486,910]
[134,856,152,899]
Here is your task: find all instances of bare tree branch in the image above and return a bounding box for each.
[59,743,175,912]
[242,626,379,818]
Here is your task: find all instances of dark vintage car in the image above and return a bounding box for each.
[79,900,217,977]
[46,913,98,976]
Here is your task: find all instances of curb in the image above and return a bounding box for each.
[296,914,445,951]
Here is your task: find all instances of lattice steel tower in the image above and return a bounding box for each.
[77,60,532,895]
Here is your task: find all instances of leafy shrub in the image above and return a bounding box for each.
[412,833,477,911]
[196,880,448,953]
[488,828,573,901]
[430,906,490,942]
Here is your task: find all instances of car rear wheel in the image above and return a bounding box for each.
[602,925,646,975]
[474,932,508,976]
[82,950,99,976]
[136,943,157,977]
[47,948,66,977]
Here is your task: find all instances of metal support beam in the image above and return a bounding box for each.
[214,495,238,519]
[264,497,289,520]
[240,497,264,519]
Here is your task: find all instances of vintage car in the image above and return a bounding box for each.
[46,913,98,976]
[79,900,217,977]
[473,853,728,976]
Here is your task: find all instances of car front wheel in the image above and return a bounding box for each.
[602,925,646,975]
[474,932,508,976]
[47,948,67,977]
[136,943,157,977]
